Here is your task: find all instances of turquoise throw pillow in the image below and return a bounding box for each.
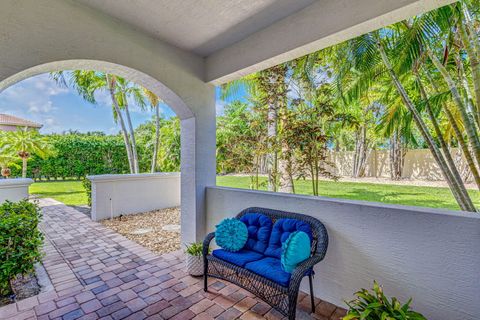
[281,231,311,273]
[215,218,248,252]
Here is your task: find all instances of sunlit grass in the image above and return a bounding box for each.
[28,177,480,211]
[217,176,480,211]
[29,180,87,206]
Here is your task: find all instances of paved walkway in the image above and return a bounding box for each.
[0,199,346,320]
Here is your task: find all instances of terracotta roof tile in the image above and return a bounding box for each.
[0,114,42,128]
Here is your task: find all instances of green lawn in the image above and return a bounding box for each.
[216,176,480,211]
[29,180,88,206]
[29,177,480,211]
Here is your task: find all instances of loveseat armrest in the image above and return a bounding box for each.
[203,232,215,257]
[290,254,323,288]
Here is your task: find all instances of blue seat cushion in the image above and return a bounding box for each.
[264,218,313,258]
[239,213,273,253]
[245,257,291,287]
[212,249,264,267]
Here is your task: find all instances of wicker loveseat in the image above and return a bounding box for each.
[203,207,328,320]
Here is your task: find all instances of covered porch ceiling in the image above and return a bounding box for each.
[77,0,456,85]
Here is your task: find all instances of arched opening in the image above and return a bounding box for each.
[0,59,207,245]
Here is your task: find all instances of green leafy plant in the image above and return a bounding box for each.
[184,242,207,257]
[0,200,44,296]
[82,177,92,206]
[343,281,427,320]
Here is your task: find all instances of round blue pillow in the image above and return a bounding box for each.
[281,231,311,273]
[215,218,248,252]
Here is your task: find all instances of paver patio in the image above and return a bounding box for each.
[0,199,346,320]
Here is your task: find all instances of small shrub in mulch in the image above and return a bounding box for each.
[0,200,44,298]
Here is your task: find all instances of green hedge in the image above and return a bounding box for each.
[11,132,130,180]
[0,200,43,296]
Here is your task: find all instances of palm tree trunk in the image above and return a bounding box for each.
[427,49,480,172]
[22,156,27,178]
[151,104,161,173]
[416,73,474,206]
[377,39,476,211]
[423,67,480,189]
[455,52,479,128]
[106,75,135,174]
[123,99,140,174]
[457,21,480,128]
[445,107,480,189]
[459,4,480,122]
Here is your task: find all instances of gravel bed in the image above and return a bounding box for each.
[100,207,181,255]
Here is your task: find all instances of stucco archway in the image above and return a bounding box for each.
[0,59,215,244]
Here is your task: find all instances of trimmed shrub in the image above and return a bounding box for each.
[82,178,92,206]
[0,200,43,296]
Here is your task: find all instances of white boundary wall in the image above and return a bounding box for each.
[88,173,180,221]
[206,186,480,320]
[0,178,33,203]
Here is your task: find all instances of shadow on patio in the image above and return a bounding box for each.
[0,199,346,320]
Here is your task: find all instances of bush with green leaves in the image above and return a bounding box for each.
[82,178,92,206]
[343,281,426,320]
[184,242,208,256]
[0,200,44,296]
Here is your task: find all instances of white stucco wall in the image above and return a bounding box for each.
[88,173,180,221]
[0,0,216,243]
[0,178,33,203]
[206,187,480,320]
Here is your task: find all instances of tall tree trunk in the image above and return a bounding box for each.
[353,124,369,178]
[458,4,480,123]
[423,68,480,189]
[259,65,287,192]
[416,73,473,206]
[151,104,161,173]
[106,75,135,174]
[427,48,480,171]
[377,39,476,211]
[389,131,405,180]
[21,156,27,178]
[123,99,140,174]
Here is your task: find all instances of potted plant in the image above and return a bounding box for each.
[185,242,206,276]
[343,281,426,320]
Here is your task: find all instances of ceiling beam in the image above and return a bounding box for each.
[205,0,456,85]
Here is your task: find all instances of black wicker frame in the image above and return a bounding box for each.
[203,207,328,320]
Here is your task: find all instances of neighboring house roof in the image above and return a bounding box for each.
[0,114,43,129]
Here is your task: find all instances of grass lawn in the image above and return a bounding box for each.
[29,176,480,211]
[216,176,480,211]
[29,180,88,206]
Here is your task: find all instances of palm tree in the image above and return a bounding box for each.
[0,152,19,178]
[338,27,476,211]
[51,71,136,173]
[115,77,147,173]
[142,88,162,173]
[0,127,52,178]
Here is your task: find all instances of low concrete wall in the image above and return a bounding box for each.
[88,173,180,221]
[0,178,33,203]
[206,186,480,320]
[328,148,468,181]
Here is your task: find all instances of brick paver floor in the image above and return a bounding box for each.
[0,198,347,320]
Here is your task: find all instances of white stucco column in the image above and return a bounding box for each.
[181,101,216,243]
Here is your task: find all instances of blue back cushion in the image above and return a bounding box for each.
[264,218,312,258]
[239,213,273,253]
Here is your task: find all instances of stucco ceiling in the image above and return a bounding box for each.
[76,0,316,57]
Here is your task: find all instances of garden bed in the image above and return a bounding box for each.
[0,273,40,307]
[100,207,181,254]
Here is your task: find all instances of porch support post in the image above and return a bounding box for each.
[180,85,216,244]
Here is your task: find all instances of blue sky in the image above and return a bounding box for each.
[0,73,239,134]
